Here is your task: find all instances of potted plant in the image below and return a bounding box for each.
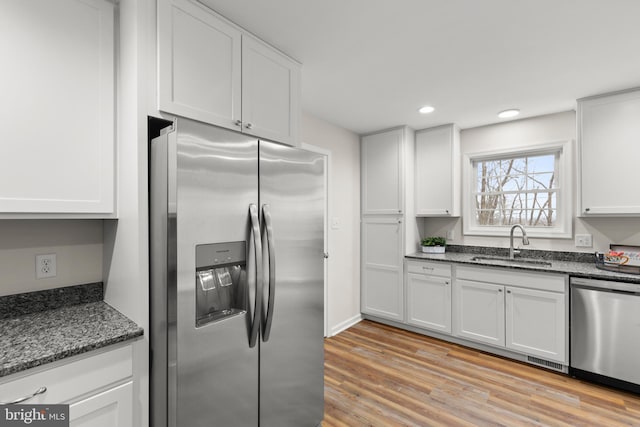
[421,236,446,254]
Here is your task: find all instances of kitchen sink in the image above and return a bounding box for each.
[470,256,553,267]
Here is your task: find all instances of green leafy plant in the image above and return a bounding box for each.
[421,236,446,247]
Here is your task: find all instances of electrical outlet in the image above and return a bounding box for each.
[36,254,57,279]
[446,229,455,240]
[575,234,593,248]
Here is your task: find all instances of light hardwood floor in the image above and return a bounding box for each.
[323,320,640,426]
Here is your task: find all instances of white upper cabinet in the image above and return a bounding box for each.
[241,36,300,146]
[578,88,640,216]
[158,0,242,130]
[158,0,301,146]
[0,0,115,216]
[361,128,405,215]
[415,124,460,216]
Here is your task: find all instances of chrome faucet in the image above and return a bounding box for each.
[509,224,529,259]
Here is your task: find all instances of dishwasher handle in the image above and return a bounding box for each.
[571,277,640,294]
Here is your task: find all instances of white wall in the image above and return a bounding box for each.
[420,110,640,252]
[301,112,361,336]
[102,2,155,427]
[0,220,102,296]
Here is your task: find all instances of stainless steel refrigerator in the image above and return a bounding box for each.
[149,117,325,427]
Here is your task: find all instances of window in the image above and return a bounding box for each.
[463,141,572,238]
[475,152,557,226]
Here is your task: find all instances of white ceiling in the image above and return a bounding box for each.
[199,0,640,134]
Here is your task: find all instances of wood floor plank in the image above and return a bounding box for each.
[323,320,640,426]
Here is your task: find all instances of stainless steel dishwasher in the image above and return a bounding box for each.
[570,277,640,393]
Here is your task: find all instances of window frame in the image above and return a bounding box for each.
[462,140,573,239]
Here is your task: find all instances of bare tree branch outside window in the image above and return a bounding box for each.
[474,153,557,227]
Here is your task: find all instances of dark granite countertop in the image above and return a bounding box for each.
[406,246,640,285]
[0,283,144,378]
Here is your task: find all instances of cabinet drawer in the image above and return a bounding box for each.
[407,261,451,277]
[457,265,566,293]
[0,344,132,405]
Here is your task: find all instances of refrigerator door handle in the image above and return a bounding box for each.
[248,204,263,348]
[261,204,276,342]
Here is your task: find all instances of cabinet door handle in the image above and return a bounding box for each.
[445,281,449,285]
[245,123,254,130]
[498,289,503,293]
[507,290,511,294]
[1,386,47,404]
[235,120,243,127]
[584,208,591,213]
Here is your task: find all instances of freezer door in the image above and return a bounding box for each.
[172,119,260,427]
[259,141,325,426]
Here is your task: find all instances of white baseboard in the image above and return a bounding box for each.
[328,314,362,337]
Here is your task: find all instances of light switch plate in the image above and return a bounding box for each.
[331,217,341,230]
[575,234,593,248]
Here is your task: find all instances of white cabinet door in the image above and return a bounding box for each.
[242,36,300,146]
[361,129,404,215]
[158,0,242,130]
[70,382,132,427]
[407,273,451,333]
[0,0,114,215]
[454,279,505,347]
[505,286,566,363]
[415,124,460,216]
[578,89,640,215]
[361,217,404,321]
[158,0,300,146]
[0,345,133,427]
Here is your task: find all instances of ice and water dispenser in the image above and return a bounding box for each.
[195,242,246,327]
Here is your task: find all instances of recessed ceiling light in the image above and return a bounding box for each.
[418,105,435,114]
[498,109,520,119]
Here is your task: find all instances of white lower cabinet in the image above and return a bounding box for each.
[404,260,568,367]
[406,261,451,333]
[70,382,132,427]
[505,286,566,362]
[361,217,404,321]
[454,279,505,347]
[0,344,133,427]
[454,266,567,364]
